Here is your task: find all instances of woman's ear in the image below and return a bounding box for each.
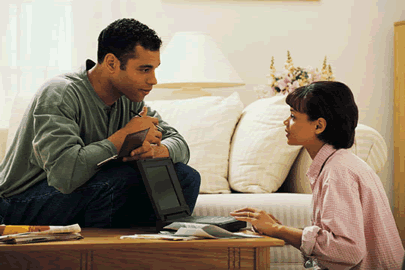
[315,118,327,135]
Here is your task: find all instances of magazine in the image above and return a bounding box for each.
[0,224,83,244]
[0,224,81,236]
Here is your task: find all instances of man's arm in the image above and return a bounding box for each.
[32,104,118,194]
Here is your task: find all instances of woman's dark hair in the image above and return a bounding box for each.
[286,81,358,149]
[97,18,162,70]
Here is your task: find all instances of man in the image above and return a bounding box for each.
[0,18,201,228]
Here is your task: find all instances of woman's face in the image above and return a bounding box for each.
[283,107,318,147]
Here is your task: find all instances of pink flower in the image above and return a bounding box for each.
[314,74,322,81]
[284,76,292,84]
[277,79,287,90]
[305,66,316,73]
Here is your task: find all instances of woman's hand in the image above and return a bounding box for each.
[230,207,282,237]
[231,207,303,249]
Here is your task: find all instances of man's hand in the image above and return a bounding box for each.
[122,141,170,161]
[124,107,162,146]
[121,106,170,161]
[108,107,162,153]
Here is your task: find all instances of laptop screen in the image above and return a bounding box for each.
[144,166,181,210]
[136,158,191,222]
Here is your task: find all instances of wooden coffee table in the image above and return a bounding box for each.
[0,228,284,270]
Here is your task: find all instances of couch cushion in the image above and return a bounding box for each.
[228,95,302,193]
[6,94,35,152]
[0,128,8,164]
[146,92,244,194]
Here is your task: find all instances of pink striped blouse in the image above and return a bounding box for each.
[301,144,404,269]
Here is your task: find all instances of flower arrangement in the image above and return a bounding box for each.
[254,51,335,98]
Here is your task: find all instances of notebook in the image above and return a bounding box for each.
[135,158,247,232]
[97,128,150,168]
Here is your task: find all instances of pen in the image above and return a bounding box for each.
[130,110,164,132]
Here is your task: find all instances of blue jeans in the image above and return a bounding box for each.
[0,162,201,228]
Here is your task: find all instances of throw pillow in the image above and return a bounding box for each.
[228,94,302,193]
[146,92,244,194]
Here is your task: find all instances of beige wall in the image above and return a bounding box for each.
[72,0,405,207]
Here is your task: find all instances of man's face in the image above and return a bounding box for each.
[112,45,160,103]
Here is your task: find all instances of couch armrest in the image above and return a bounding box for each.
[350,124,388,173]
[280,148,312,194]
[0,127,9,164]
[279,123,388,194]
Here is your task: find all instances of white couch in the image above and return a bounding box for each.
[0,92,388,270]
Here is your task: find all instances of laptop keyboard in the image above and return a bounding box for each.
[180,216,236,223]
[170,216,247,232]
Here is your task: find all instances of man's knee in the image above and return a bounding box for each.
[88,162,142,190]
[174,163,201,187]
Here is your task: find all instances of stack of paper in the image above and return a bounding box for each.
[120,222,263,241]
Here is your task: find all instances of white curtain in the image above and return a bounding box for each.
[0,0,166,127]
[0,0,73,127]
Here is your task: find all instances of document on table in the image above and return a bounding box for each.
[120,234,199,241]
[120,222,263,241]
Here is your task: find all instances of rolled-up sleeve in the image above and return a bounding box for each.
[301,226,322,256]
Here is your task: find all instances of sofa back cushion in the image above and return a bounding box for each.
[146,92,244,194]
[6,94,35,152]
[228,95,302,193]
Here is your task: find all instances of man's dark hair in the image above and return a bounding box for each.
[97,18,162,70]
[286,81,359,149]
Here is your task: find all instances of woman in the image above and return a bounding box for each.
[231,81,404,269]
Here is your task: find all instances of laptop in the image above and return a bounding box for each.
[135,157,247,232]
